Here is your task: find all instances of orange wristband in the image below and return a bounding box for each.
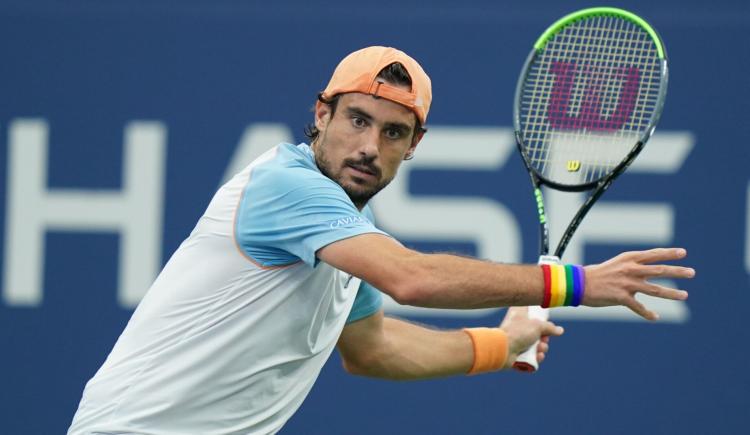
[462,327,509,375]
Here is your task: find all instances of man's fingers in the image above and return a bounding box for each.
[534,327,557,365]
[536,338,552,364]
[537,352,546,364]
[540,321,564,337]
[639,264,695,279]
[587,247,694,316]
[626,297,659,321]
[638,282,689,301]
[537,340,549,354]
[631,247,687,264]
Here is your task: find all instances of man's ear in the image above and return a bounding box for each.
[315,100,332,131]
[404,128,425,160]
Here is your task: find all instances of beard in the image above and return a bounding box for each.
[314,141,392,209]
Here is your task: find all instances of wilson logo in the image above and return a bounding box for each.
[567,160,581,172]
[547,60,641,132]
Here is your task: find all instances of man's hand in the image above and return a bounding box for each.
[499,307,564,369]
[583,248,695,320]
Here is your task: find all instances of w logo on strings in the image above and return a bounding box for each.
[546,61,641,132]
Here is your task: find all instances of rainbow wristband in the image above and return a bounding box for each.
[540,264,585,308]
[541,264,552,307]
[572,265,585,306]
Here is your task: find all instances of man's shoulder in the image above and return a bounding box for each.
[276,142,313,162]
[253,143,341,194]
[261,142,314,172]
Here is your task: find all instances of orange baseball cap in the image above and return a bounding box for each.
[320,46,432,125]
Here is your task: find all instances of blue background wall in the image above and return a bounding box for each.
[1,0,748,433]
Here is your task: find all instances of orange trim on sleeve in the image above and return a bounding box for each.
[462,328,509,375]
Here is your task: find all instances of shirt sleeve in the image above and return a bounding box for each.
[235,162,389,267]
[346,280,383,324]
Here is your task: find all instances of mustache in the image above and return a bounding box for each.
[343,158,381,178]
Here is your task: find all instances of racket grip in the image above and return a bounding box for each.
[512,306,549,372]
[512,255,558,373]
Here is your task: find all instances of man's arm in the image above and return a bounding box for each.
[337,308,562,380]
[318,233,694,320]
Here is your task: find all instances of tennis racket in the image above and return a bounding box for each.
[511,7,669,372]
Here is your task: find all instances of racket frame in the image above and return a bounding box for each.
[512,9,669,258]
[510,8,669,371]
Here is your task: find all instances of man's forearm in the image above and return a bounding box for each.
[340,314,474,381]
[320,234,545,309]
[338,309,564,381]
[392,253,545,309]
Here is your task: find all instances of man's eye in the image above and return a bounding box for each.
[385,129,402,140]
[352,117,366,128]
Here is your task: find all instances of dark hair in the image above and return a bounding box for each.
[304,62,424,142]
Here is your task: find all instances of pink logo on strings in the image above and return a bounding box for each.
[546,61,640,132]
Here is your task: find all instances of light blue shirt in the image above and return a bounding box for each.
[235,143,384,323]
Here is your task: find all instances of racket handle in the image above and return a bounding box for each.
[512,306,549,372]
[512,255,559,373]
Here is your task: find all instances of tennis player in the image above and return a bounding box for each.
[68,46,694,434]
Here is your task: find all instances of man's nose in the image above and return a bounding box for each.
[358,129,380,158]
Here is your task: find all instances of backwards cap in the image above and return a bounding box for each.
[320,46,432,125]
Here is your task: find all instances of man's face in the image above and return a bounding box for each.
[312,91,423,208]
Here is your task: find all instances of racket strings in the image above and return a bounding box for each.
[519,15,663,186]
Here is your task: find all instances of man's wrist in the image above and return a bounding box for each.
[462,327,508,374]
[540,264,586,308]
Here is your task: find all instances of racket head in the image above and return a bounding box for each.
[514,7,668,191]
